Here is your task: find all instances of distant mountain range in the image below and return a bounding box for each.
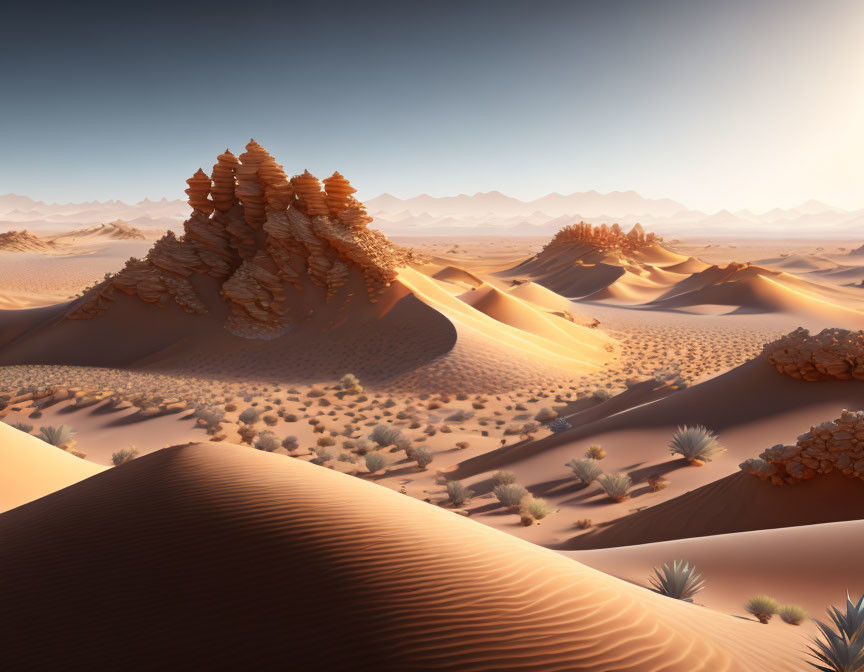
[0,194,186,231]
[367,192,864,238]
[1,190,862,239]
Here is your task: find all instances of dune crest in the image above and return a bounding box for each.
[0,230,55,253]
[0,443,803,670]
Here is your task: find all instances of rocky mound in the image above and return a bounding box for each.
[0,442,802,670]
[740,408,864,485]
[0,230,54,252]
[543,221,661,254]
[501,223,687,299]
[765,327,864,381]
[69,141,413,338]
[59,220,146,240]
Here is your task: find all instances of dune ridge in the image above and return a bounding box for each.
[0,443,804,670]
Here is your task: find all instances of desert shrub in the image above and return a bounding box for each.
[520,496,549,520]
[446,480,473,506]
[262,413,279,426]
[548,417,572,434]
[38,424,76,446]
[566,457,603,484]
[238,407,262,425]
[337,452,358,464]
[446,409,474,423]
[493,470,517,486]
[195,405,225,428]
[778,604,808,626]
[534,407,558,422]
[808,593,864,671]
[592,389,612,401]
[369,424,403,447]
[669,425,725,465]
[312,446,334,463]
[649,560,705,601]
[284,413,298,423]
[647,473,669,492]
[575,519,592,529]
[317,436,336,447]
[282,436,298,451]
[584,444,606,460]
[494,483,529,509]
[364,452,387,473]
[519,422,539,439]
[255,431,281,452]
[10,421,33,433]
[413,447,434,470]
[597,473,632,501]
[111,446,139,466]
[745,595,779,623]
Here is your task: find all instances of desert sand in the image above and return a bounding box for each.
[2,142,864,669]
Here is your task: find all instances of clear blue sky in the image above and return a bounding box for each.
[2,0,862,212]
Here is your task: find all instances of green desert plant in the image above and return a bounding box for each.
[368,424,402,447]
[492,470,517,486]
[254,431,281,452]
[597,473,632,501]
[669,425,725,465]
[649,560,705,601]
[37,424,76,447]
[779,604,809,626]
[412,446,433,470]
[520,496,549,520]
[446,480,473,506]
[10,421,33,433]
[566,457,603,485]
[746,595,780,624]
[111,446,139,466]
[238,407,262,425]
[494,483,529,509]
[364,452,387,473]
[584,444,606,460]
[808,593,864,671]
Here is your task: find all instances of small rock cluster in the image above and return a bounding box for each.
[764,327,864,381]
[69,140,414,338]
[543,222,660,254]
[740,409,864,485]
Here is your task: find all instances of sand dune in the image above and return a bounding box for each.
[0,442,804,670]
[430,264,484,288]
[0,421,105,512]
[565,470,864,549]
[52,220,147,240]
[572,519,864,624]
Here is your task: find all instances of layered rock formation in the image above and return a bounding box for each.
[69,141,413,337]
[764,327,864,381]
[740,410,864,485]
[0,230,54,252]
[543,222,660,254]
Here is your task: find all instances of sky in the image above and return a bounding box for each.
[1,0,863,213]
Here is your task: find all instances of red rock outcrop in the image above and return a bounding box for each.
[543,222,660,254]
[68,140,414,337]
[764,327,864,381]
[740,409,864,485]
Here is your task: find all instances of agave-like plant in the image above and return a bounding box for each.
[669,425,726,465]
[597,473,632,502]
[649,560,705,601]
[37,424,77,447]
[566,457,603,485]
[809,593,864,672]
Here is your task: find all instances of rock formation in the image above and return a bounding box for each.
[764,327,864,381]
[0,230,54,252]
[543,222,660,254]
[740,409,864,485]
[68,141,414,337]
